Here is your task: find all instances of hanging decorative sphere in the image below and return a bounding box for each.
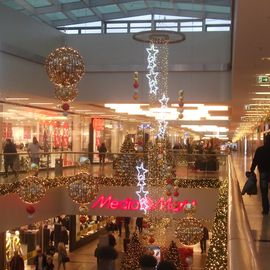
[55,84,78,103]
[29,163,39,176]
[61,103,70,111]
[68,172,98,204]
[133,92,139,100]
[79,205,89,215]
[133,81,139,89]
[178,113,184,119]
[175,217,204,245]
[18,176,46,204]
[45,47,85,86]
[79,215,87,224]
[26,205,35,215]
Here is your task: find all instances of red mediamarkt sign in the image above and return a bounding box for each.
[91,195,197,212]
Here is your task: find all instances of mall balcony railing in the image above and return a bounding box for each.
[228,156,262,270]
[0,152,262,269]
[0,151,228,184]
[57,18,231,34]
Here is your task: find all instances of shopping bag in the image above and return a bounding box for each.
[241,172,257,195]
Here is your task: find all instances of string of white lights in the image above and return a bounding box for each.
[157,94,169,139]
[146,43,159,96]
[136,162,149,214]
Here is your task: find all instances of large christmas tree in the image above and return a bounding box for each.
[147,138,173,186]
[121,233,144,270]
[114,134,137,185]
[165,241,183,270]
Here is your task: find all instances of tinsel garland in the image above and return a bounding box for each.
[0,176,220,196]
[204,178,228,270]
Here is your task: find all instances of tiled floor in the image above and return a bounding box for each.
[232,153,270,270]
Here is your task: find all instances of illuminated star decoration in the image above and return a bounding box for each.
[146,43,159,95]
[136,162,149,214]
[157,94,169,139]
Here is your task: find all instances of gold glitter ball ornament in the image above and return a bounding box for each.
[17,176,46,204]
[175,217,204,245]
[68,172,98,204]
[45,47,85,86]
[54,84,78,103]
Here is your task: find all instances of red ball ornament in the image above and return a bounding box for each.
[166,191,172,196]
[149,237,155,244]
[166,178,173,184]
[26,205,35,216]
[133,81,139,89]
[174,191,179,197]
[79,215,87,224]
[61,103,70,111]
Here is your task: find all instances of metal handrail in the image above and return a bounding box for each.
[228,156,262,270]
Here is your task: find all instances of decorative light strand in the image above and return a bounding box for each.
[146,43,159,96]
[136,162,149,214]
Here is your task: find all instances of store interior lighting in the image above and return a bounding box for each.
[104,103,229,121]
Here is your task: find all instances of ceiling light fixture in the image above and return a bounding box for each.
[5,97,29,101]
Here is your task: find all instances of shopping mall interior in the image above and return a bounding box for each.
[0,0,269,269]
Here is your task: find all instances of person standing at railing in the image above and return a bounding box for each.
[250,133,270,215]
[27,137,42,173]
[3,138,18,178]
[98,142,107,165]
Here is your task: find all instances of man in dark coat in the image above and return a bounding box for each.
[3,139,18,177]
[250,134,270,215]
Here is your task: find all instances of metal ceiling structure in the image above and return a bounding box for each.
[0,0,231,27]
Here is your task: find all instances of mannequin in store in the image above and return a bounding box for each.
[3,138,18,178]
[9,250,24,270]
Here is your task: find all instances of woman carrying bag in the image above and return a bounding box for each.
[57,242,69,270]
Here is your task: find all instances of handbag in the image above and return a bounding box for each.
[241,171,257,195]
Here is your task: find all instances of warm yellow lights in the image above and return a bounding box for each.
[105,103,229,121]
[181,125,228,133]
[254,92,270,95]
[251,97,270,101]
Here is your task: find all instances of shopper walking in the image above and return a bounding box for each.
[98,142,107,165]
[45,255,54,270]
[9,250,24,270]
[250,133,270,215]
[33,248,47,270]
[124,217,131,238]
[27,136,42,166]
[3,139,18,178]
[115,217,123,237]
[136,217,143,233]
[57,242,69,270]
[200,226,209,254]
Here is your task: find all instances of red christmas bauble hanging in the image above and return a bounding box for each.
[149,237,155,244]
[26,205,35,215]
[79,215,87,224]
[133,81,139,89]
[61,103,70,111]
[166,191,172,196]
[174,191,179,197]
[166,178,173,184]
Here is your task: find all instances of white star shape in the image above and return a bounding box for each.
[159,94,169,108]
[146,44,159,58]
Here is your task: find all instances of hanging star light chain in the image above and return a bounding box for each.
[146,43,159,96]
[136,162,149,214]
[157,94,169,139]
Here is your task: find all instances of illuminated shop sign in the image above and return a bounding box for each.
[91,195,197,213]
